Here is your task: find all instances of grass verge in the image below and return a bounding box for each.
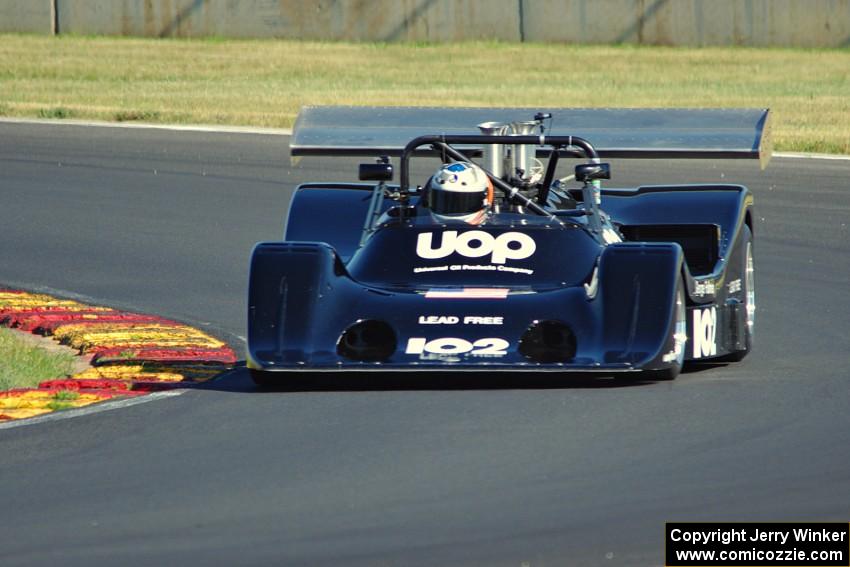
[0,328,77,391]
[0,34,848,154]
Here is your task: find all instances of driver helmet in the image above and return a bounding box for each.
[427,162,494,224]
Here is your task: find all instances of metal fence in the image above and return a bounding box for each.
[2,0,848,47]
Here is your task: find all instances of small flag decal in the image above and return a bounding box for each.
[424,288,510,299]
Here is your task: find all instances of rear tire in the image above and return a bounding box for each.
[717,225,754,362]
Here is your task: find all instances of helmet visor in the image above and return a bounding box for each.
[429,189,487,216]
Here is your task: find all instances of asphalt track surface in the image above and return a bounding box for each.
[1,122,849,567]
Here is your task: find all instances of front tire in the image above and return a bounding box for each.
[644,275,687,381]
[250,369,277,388]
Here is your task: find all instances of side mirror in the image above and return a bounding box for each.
[358,162,394,182]
[575,163,611,182]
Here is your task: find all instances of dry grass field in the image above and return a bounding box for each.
[1,35,848,153]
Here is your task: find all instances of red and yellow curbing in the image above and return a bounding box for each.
[0,289,236,422]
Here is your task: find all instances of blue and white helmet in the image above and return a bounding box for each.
[427,162,493,222]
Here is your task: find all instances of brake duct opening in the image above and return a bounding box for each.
[519,320,577,363]
[337,320,396,362]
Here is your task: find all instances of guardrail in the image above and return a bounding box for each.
[1,0,848,47]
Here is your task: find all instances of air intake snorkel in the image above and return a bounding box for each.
[507,120,539,185]
[477,121,507,179]
[478,115,550,189]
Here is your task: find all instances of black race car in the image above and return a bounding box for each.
[247,106,770,383]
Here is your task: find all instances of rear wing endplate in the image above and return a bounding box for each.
[290,106,772,169]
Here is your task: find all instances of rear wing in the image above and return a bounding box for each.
[290,106,772,169]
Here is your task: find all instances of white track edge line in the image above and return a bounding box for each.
[0,390,184,430]
[2,118,849,160]
[0,117,292,136]
[772,151,850,161]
